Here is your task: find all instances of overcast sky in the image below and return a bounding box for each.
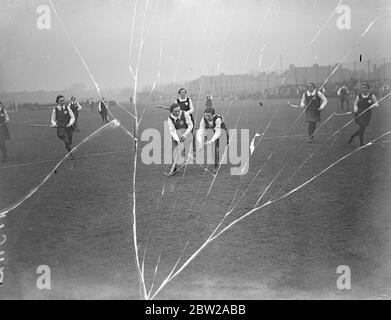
[0,0,390,92]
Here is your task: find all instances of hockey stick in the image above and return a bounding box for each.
[29,124,56,127]
[287,101,300,108]
[154,105,170,111]
[334,111,352,116]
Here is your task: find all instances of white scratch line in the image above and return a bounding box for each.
[308,0,343,47]
[49,0,101,95]
[0,121,119,217]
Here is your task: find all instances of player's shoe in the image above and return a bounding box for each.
[164,165,179,176]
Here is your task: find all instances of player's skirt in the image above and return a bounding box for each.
[56,126,73,141]
[0,124,10,141]
[354,109,372,127]
[340,95,349,102]
[306,108,321,122]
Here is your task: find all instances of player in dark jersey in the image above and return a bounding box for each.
[98,98,109,123]
[165,103,193,176]
[176,88,196,151]
[300,83,328,143]
[68,96,82,132]
[0,101,10,162]
[348,82,379,146]
[197,107,228,173]
[337,84,350,110]
[205,92,213,107]
[51,95,75,157]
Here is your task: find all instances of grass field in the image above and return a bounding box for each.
[0,97,390,299]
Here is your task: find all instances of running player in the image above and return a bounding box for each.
[175,88,196,150]
[300,83,328,143]
[205,92,213,107]
[51,95,75,157]
[98,98,109,123]
[337,84,350,110]
[165,103,193,176]
[197,107,228,173]
[69,96,82,132]
[89,98,95,112]
[0,102,10,162]
[348,82,379,146]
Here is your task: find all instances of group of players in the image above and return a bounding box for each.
[164,88,227,175]
[0,82,380,167]
[49,95,110,158]
[0,95,110,161]
[299,81,379,145]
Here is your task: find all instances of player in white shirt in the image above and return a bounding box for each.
[300,83,328,142]
[51,95,75,157]
[337,84,350,110]
[0,102,10,162]
[348,82,379,146]
[165,103,193,176]
[197,107,228,173]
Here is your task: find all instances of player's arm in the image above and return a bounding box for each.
[209,118,222,144]
[188,98,195,115]
[318,91,327,110]
[77,102,82,111]
[98,102,102,112]
[196,118,205,147]
[300,93,306,108]
[51,108,57,127]
[167,118,180,143]
[353,95,359,113]
[182,112,193,139]
[371,94,379,108]
[66,106,75,127]
[337,88,342,96]
[3,109,9,123]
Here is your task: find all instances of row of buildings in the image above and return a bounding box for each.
[140,58,391,99]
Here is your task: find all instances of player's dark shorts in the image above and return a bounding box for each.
[57,126,73,141]
[354,108,372,127]
[0,124,10,141]
[306,108,321,122]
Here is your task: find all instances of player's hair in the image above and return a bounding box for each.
[56,95,65,104]
[178,88,187,94]
[204,107,215,115]
[71,96,76,100]
[361,82,370,89]
[308,82,316,88]
[170,103,180,113]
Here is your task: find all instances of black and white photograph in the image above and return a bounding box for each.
[0,0,391,303]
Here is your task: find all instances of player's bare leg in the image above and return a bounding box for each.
[164,142,184,176]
